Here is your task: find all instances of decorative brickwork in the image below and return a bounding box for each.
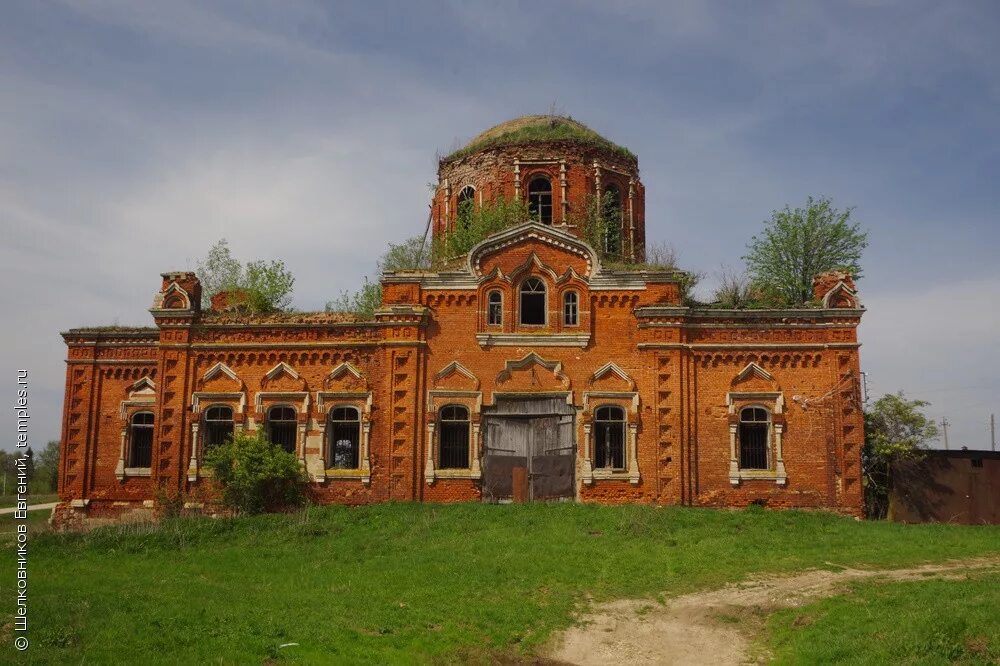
[54,117,865,525]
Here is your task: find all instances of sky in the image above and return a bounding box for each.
[1,0,998,452]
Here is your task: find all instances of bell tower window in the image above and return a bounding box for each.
[457,185,475,229]
[603,184,622,256]
[528,176,553,225]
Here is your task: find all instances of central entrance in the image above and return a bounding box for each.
[481,396,575,502]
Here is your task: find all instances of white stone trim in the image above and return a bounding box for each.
[434,361,480,390]
[264,361,299,382]
[202,361,240,384]
[254,391,309,413]
[582,404,639,484]
[727,393,787,486]
[476,333,591,348]
[118,398,155,420]
[326,362,363,383]
[582,391,640,414]
[315,393,373,484]
[467,221,600,278]
[191,391,247,413]
[734,362,774,383]
[589,362,637,391]
[427,390,482,414]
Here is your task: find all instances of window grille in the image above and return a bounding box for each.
[439,405,470,469]
[594,405,626,470]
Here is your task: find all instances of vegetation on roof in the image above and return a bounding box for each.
[443,115,636,163]
[65,326,158,334]
[200,311,366,325]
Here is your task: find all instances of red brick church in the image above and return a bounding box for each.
[55,116,866,525]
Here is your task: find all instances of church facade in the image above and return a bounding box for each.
[55,116,866,525]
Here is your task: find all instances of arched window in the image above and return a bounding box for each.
[457,185,475,229]
[739,407,770,470]
[528,176,553,224]
[487,290,503,326]
[128,411,154,468]
[267,405,297,454]
[603,184,622,256]
[203,405,234,450]
[594,406,625,470]
[519,278,546,325]
[439,405,470,469]
[563,291,579,326]
[328,406,360,469]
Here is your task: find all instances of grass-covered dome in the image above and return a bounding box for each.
[443,115,635,163]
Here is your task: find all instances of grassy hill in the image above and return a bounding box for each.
[3,503,998,664]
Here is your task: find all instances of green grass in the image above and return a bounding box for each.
[2,503,998,664]
[764,573,1000,664]
[0,510,51,544]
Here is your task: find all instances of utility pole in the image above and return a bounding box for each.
[991,413,996,452]
[941,417,950,450]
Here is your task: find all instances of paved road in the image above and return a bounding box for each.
[0,502,57,516]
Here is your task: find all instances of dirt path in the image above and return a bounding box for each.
[0,502,57,516]
[543,557,1000,665]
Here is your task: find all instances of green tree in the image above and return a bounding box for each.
[202,431,306,515]
[326,276,383,320]
[22,447,34,483]
[743,196,868,306]
[326,235,434,319]
[863,391,939,519]
[38,440,60,491]
[712,266,754,308]
[196,239,295,313]
[439,196,529,258]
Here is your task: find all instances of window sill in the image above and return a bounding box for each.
[320,468,371,485]
[585,469,640,485]
[431,469,482,480]
[476,332,590,348]
[729,470,787,486]
[116,467,152,480]
[324,469,366,478]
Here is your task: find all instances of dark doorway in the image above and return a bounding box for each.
[481,396,575,502]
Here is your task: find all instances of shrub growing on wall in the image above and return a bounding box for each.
[203,431,306,514]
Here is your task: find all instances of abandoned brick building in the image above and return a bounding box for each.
[56,115,866,524]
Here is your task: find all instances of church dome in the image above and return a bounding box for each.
[443,115,635,163]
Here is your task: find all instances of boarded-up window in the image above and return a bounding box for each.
[594,406,625,470]
[739,407,769,470]
[439,405,470,469]
[328,406,360,469]
[129,411,154,468]
[268,405,297,454]
[203,405,234,451]
[520,278,546,325]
